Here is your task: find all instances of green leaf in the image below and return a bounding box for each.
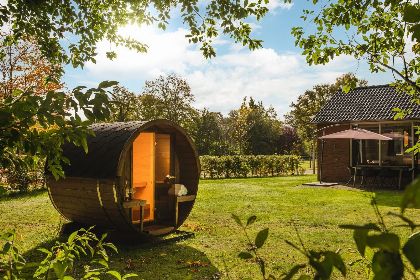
[36,246,50,255]
[52,261,68,279]
[238,251,253,259]
[103,242,118,253]
[404,5,420,23]
[106,51,117,60]
[401,178,420,212]
[93,258,109,268]
[80,137,88,153]
[107,270,122,280]
[366,233,400,253]
[68,230,79,243]
[2,242,11,254]
[122,273,139,280]
[255,228,269,248]
[246,215,257,227]
[98,80,118,89]
[371,251,403,280]
[402,232,420,270]
[231,214,243,227]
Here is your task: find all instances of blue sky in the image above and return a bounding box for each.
[63,1,394,118]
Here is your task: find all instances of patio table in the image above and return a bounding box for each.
[352,165,411,189]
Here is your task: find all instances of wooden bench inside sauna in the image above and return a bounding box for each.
[46,120,200,236]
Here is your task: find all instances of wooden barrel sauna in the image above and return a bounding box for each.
[46,120,200,236]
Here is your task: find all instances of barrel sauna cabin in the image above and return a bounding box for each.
[47,120,200,236]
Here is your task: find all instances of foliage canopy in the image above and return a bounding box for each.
[1,0,271,68]
[292,0,419,96]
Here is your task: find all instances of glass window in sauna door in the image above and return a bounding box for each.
[154,134,172,223]
[155,134,171,183]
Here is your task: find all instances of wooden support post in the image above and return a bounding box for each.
[174,200,179,227]
[174,195,196,226]
[140,205,144,232]
[123,199,147,232]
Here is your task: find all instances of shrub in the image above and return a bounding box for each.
[4,162,45,193]
[200,155,301,179]
[0,227,137,280]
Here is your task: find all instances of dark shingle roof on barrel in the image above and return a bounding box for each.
[313,85,420,123]
[60,121,147,179]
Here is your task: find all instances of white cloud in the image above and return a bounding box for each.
[266,0,294,12]
[85,25,205,80]
[83,25,364,118]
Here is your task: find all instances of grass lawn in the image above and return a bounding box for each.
[1,175,419,279]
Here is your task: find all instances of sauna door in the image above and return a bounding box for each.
[132,132,155,222]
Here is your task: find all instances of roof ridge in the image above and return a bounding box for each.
[351,84,391,90]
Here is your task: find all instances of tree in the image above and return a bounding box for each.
[227,97,283,155]
[0,33,62,99]
[244,100,283,155]
[292,1,419,103]
[285,73,367,169]
[277,126,303,155]
[139,74,198,132]
[108,85,140,122]
[193,109,229,156]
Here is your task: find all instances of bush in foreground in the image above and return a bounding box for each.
[0,227,137,280]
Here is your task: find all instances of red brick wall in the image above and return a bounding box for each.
[317,123,351,182]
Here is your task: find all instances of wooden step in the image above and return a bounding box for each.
[143,225,175,236]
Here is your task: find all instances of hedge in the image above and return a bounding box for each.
[200,155,303,179]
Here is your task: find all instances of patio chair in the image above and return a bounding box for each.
[346,166,360,187]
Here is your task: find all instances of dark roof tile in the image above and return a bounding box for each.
[313,85,420,123]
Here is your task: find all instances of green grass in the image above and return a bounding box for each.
[1,175,419,279]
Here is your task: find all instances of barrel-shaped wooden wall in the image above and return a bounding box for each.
[47,120,200,234]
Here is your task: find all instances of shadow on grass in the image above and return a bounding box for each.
[373,190,402,208]
[22,222,221,280]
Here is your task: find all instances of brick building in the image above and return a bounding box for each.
[312,85,420,186]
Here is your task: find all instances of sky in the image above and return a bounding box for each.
[63,1,394,118]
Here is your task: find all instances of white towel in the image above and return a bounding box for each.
[168,184,188,196]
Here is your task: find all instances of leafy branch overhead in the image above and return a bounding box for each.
[0,81,116,179]
[292,0,420,97]
[1,0,273,68]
